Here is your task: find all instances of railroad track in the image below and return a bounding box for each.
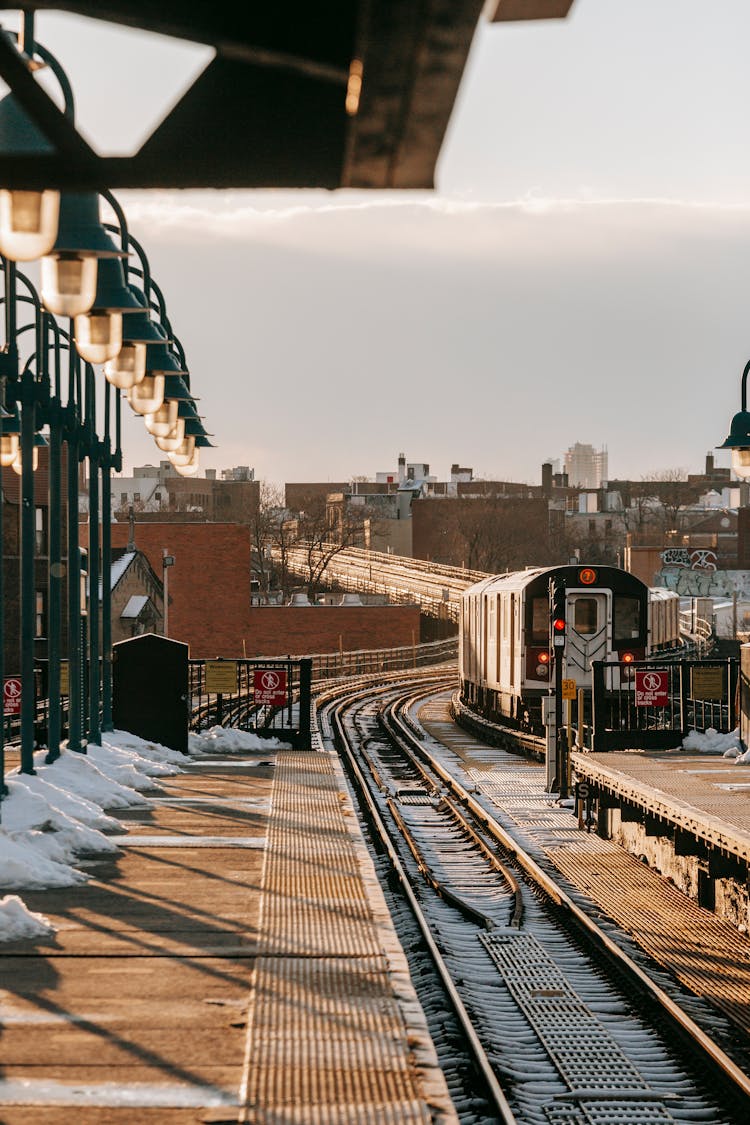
[278,544,486,620]
[316,672,750,1124]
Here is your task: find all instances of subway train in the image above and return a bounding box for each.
[459,564,681,735]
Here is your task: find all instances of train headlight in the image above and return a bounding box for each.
[536,662,549,677]
[621,651,635,678]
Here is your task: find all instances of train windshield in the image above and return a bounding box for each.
[530,597,548,644]
[613,595,641,640]
[573,598,598,635]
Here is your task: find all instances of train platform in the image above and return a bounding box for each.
[570,747,750,863]
[0,743,457,1124]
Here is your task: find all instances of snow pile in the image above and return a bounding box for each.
[681,727,750,762]
[189,725,290,754]
[0,896,55,941]
[0,726,281,944]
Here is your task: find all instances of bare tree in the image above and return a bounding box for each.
[641,468,694,535]
[295,495,366,601]
[446,495,553,572]
[249,481,285,595]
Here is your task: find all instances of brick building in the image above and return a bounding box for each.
[108,548,164,644]
[243,604,422,657]
[285,481,348,512]
[94,517,424,660]
[105,521,252,658]
[108,462,259,524]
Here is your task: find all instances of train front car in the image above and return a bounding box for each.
[459,564,651,735]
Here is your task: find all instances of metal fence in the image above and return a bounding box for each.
[189,658,312,748]
[305,635,457,680]
[4,636,459,761]
[591,657,739,752]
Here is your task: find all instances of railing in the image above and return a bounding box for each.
[189,657,312,748]
[306,635,457,680]
[3,636,458,759]
[274,543,483,621]
[591,657,738,752]
[678,612,714,656]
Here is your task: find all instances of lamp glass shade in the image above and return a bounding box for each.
[41,253,98,316]
[11,444,39,475]
[172,450,200,476]
[104,342,147,389]
[127,374,165,415]
[168,435,197,467]
[0,189,60,260]
[74,311,123,364]
[731,448,750,480]
[154,418,186,452]
[144,399,179,437]
[0,432,19,467]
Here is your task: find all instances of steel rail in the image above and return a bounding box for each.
[380,695,525,928]
[390,689,750,1109]
[324,675,519,1125]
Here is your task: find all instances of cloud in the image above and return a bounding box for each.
[110,191,750,485]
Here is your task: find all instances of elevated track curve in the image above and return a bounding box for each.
[277,544,486,621]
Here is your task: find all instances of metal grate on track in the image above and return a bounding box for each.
[480,931,676,1125]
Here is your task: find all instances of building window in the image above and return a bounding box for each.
[120,493,127,504]
[134,493,140,502]
[35,590,47,638]
[35,506,48,554]
[155,491,162,501]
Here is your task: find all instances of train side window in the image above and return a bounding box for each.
[531,597,547,644]
[613,595,640,640]
[574,598,598,635]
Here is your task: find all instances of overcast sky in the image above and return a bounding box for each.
[8,1,750,486]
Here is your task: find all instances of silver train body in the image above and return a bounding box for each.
[459,563,681,735]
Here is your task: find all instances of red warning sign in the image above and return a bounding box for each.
[254,668,287,706]
[635,669,669,707]
[3,677,21,716]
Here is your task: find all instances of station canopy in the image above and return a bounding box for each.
[0,1,574,190]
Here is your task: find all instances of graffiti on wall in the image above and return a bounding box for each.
[660,547,717,572]
[660,568,750,597]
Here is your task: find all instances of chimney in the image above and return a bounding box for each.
[398,452,406,484]
[705,452,714,475]
[541,462,552,496]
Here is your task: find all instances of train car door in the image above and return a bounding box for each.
[564,588,611,684]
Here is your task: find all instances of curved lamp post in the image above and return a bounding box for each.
[717,359,750,480]
[0,19,215,794]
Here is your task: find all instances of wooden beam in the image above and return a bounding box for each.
[490,1,575,21]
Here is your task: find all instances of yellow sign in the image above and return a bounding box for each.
[59,661,69,696]
[205,661,238,694]
[562,678,577,700]
[691,666,724,701]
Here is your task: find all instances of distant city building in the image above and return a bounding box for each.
[563,442,608,489]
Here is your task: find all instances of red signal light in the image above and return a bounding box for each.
[553,618,566,632]
[538,651,550,663]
